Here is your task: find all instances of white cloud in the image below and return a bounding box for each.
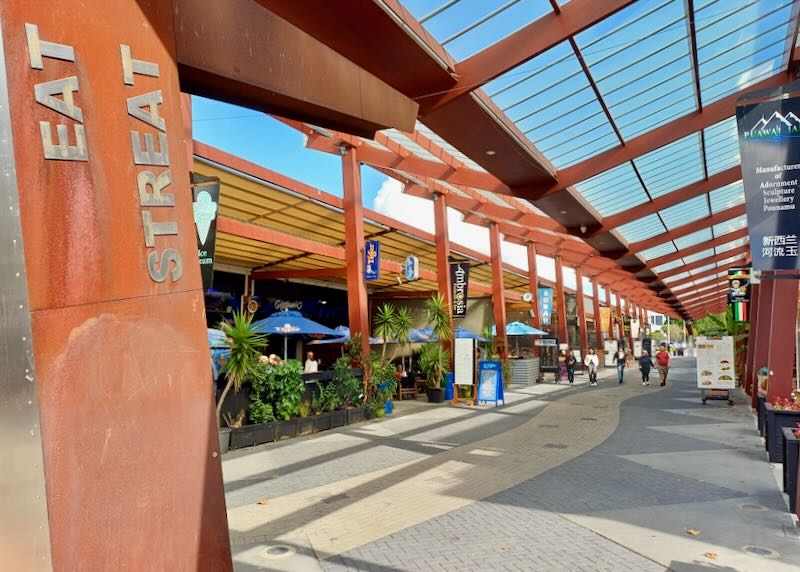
[370,176,561,284]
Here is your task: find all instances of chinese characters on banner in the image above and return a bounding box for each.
[727,267,750,321]
[364,240,380,280]
[538,287,553,325]
[736,96,800,270]
[450,261,469,318]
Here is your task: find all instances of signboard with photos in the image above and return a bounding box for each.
[695,336,736,389]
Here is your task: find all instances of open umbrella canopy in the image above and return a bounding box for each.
[207,328,228,348]
[492,322,549,336]
[252,310,338,337]
[307,326,382,345]
[411,326,486,342]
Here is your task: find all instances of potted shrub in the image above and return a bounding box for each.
[217,310,267,453]
[369,355,397,414]
[419,293,452,403]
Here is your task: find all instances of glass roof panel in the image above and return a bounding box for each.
[659,195,710,230]
[639,241,678,260]
[634,134,705,198]
[664,271,691,283]
[715,254,744,268]
[695,0,794,105]
[709,180,745,213]
[653,259,684,273]
[712,214,748,236]
[682,248,716,264]
[403,0,555,61]
[703,117,741,176]
[616,213,667,243]
[674,228,713,249]
[690,262,717,275]
[383,130,446,164]
[572,162,649,216]
[715,236,749,254]
[575,0,696,141]
[486,42,619,169]
[414,122,488,172]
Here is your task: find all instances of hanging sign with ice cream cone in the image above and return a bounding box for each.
[191,173,220,290]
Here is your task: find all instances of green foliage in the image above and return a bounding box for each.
[312,381,341,414]
[298,400,311,418]
[480,326,496,358]
[345,332,364,366]
[374,303,398,360]
[425,293,452,341]
[250,359,305,421]
[394,306,413,345]
[333,356,363,407]
[248,400,275,424]
[418,342,450,388]
[216,310,267,427]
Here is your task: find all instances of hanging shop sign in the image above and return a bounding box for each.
[364,240,380,280]
[538,287,553,325]
[727,267,750,321]
[450,261,469,318]
[736,95,800,270]
[405,255,419,282]
[599,306,612,334]
[191,173,219,290]
[565,294,578,324]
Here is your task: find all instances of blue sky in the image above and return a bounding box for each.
[192,96,386,207]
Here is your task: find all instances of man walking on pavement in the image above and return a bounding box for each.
[584,348,600,386]
[655,344,670,386]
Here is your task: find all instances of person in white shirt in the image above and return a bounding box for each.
[584,348,600,386]
[304,351,319,373]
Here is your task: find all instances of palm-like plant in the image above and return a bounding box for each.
[418,342,450,389]
[373,303,397,360]
[217,310,267,428]
[394,306,413,368]
[425,293,452,342]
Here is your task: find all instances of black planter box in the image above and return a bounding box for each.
[782,427,800,514]
[297,418,316,436]
[314,412,333,432]
[765,404,800,463]
[758,396,766,437]
[229,425,257,450]
[253,423,276,446]
[275,419,298,441]
[427,387,444,403]
[330,410,346,428]
[345,407,365,425]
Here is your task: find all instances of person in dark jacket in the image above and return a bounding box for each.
[565,349,577,385]
[639,350,654,386]
[614,348,626,384]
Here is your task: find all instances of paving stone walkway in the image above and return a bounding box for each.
[225,359,800,571]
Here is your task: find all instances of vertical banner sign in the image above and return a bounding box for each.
[727,267,750,321]
[538,287,553,325]
[736,96,800,270]
[599,306,611,335]
[450,261,469,318]
[191,173,220,290]
[405,255,419,281]
[364,240,380,280]
[565,294,578,324]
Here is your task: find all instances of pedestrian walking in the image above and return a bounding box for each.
[614,347,626,384]
[656,344,670,386]
[584,348,599,386]
[639,350,654,386]
[556,351,568,384]
[566,349,577,385]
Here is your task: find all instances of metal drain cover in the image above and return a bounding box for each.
[742,545,778,558]
[262,545,295,559]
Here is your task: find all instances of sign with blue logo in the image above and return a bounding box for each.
[538,287,553,325]
[477,360,504,407]
[405,255,419,281]
[737,95,800,270]
[364,240,380,280]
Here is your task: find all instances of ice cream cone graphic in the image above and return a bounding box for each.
[193,190,218,245]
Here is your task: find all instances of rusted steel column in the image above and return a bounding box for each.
[489,223,508,357]
[766,279,797,401]
[744,283,760,396]
[342,148,371,367]
[576,266,588,354]
[615,291,625,343]
[592,277,602,349]
[752,280,774,409]
[526,242,540,328]
[555,256,568,344]
[1,1,232,568]
[433,192,455,350]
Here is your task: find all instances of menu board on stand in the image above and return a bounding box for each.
[695,335,735,405]
[604,340,617,367]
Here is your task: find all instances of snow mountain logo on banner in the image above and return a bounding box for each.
[745,111,800,140]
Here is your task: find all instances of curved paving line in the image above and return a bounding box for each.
[227,381,662,559]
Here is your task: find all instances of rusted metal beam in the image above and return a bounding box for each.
[598,168,741,232]
[627,204,747,254]
[418,0,636,112]
[172,0,418,136]
[490,223,508,356]
[252,267,347,280]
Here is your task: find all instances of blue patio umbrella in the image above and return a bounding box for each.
[491,321,549,355]
[208,328,228,348]
[207,328,230,379]
[307,326,382,345]
[253,310,338,360]
[412,326,486,342]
